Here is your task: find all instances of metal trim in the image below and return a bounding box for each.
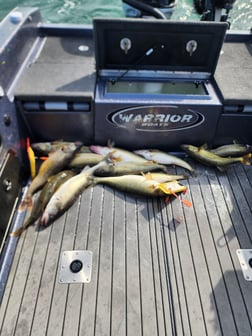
[236,249,252,281]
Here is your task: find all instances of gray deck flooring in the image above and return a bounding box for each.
[0,161,252,336]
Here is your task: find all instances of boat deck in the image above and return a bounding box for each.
[0,161,252,336]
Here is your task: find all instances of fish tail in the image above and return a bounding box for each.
[10,210,37,237]
[88,153,113,175]
[242,153,251,165]
[82,158,105,176]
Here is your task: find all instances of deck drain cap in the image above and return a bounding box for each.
[59,250,92,284]
[70,259,83,273]
[236,249,252,281]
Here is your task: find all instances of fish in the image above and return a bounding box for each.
[94,160,168,176]
[181,144,251,169]
[210,143,252,157]
[134,149,194,172]
[93,174,187,197]
[10,170,75,237]
[68,152,104,168]
[22,142,81,205]
[90,145,147,163]
[40,156,110,226]
[31,141,90,156]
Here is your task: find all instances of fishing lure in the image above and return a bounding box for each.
[26,137,36,179]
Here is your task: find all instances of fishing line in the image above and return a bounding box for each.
[110,44,160,85]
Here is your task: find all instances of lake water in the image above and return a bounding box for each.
[0,0,251,30]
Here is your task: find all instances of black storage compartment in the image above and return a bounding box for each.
[15,34,96,143]
[93,18,227,149]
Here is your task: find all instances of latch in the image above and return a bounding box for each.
[3,178,12,192]
[0,86,4,99]
[186,40,198,56]
[120,37,132,54]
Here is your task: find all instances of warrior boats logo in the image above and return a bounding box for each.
[109,105,204,132]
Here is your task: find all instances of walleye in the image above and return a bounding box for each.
[31,141,90,156]
[40,157,110,226]
[23,142,81,205]
[90,145,147,163]
[210,143,252,157]
[181,144,251,169]
[68,152,104,168]
[93,174,187,197]
[94,160,167,176]
[10,170,75,237]
[134,149,194,173]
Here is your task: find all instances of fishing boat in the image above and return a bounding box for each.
[0,1,251,335]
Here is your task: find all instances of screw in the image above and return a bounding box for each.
[3,114,11,126]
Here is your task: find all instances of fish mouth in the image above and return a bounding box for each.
[40,212,50,226]
[89,145,99,153]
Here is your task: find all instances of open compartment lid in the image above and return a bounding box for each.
[94,18,227,77]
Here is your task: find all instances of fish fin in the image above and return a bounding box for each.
[9,226,24,237]
[181,199,193,207]
[26,138,36,179]
[200,144,208,150]
[107,139,115,148]
[164,186,192,208]
[109,150,122,162]
[242,153,251,165]
[39,156,48,161]
[144,172,154,180]
[105,152,117,165]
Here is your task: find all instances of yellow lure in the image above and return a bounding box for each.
[26,138,36,179]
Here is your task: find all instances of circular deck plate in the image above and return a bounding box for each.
[59,250,93,284]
